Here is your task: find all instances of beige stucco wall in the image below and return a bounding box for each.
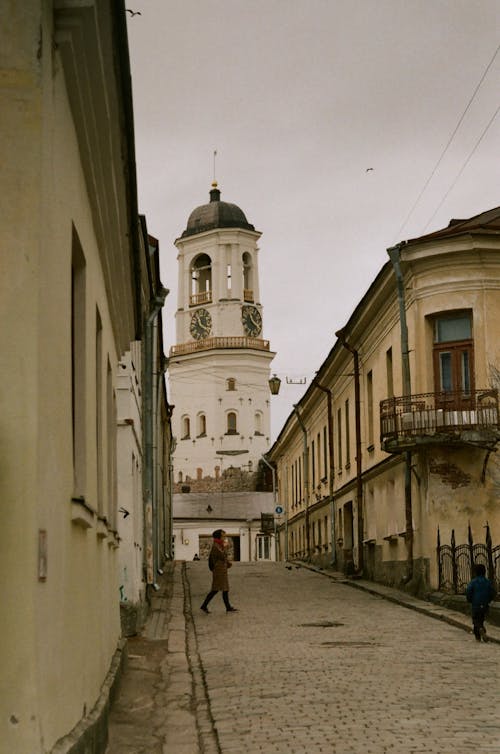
[0,4,131,751]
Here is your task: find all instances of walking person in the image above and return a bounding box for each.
[466,563,496,642]
[200,529,238,613]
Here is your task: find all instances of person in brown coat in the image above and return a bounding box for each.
[200,529,238,613]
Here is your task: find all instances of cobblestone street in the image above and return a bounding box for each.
[107,562,500,754]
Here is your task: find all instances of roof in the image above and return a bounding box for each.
[173,491,275,521]
[181,183,256,238]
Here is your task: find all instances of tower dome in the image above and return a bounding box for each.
[181,182,255,237]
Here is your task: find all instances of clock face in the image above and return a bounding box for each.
[190,308,212,340]
[242,305,262,337]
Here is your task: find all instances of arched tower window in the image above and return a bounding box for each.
[197,413,207,437]
[226,411,238,435]
[226,377,236,391]
[243,252,253,302]
[254,411,263,436]
[182,416,191,439]
[190,254,212,305]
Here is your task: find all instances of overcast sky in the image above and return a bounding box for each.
[126,0,500,440]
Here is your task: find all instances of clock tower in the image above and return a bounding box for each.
[169,183,276,486]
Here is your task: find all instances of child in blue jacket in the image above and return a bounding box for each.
[466,563,496,641]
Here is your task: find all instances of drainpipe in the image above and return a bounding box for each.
[144,287,169,587]
[335,330,363,574]
[293,405,310,561]
[312,381,336,567]
[261,454,278,561]
[387,244,413,583]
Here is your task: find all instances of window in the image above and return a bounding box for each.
[226,411,238,434]
[366,370,374,448]
[254,411,263,435]
[337,408,342,470]
[226,377,236,391]
[323,426,328,478]
[197,413,207,437]
[433,312,474,406]
[96,309,103,514]
[311,440,315,488]
[190,254,212,304]
[345,399,350,467]
[243,252,253,300]
[182,416,191,439]
[386,347,394,398]
[71,229,86,497]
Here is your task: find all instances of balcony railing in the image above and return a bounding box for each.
[189,291,212,306]
[380,389,500,452]
[170,336,270,357]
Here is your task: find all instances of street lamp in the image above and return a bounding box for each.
[268,374,281,395]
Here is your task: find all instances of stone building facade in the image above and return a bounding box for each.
[268,208,500,594]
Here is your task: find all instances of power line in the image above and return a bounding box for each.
[393,42,500,242]
[421,101,500,233]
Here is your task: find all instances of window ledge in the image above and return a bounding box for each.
[71,497,95,529]
[383,534,398,543]
[96,517,108,539]
[108,530,121,549]
[367,444,375,453]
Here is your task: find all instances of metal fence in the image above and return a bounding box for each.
[437,523,500,594]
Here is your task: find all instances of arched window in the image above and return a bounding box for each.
[243,252,253,302]
[226,411,238,435]
[254,411,263,435]
[197,413,207,437]
[182,416,190,439]
[190,254,212,305]
[226,377,236,391]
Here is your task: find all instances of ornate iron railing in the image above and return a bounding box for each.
[437,523,500,594]
[380,389,499,447]
[170,336,270,357]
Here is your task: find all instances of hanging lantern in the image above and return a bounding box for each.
[268,374,281,395]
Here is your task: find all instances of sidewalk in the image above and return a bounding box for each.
[106,562,201,754]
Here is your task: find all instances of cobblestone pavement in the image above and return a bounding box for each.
[107,561,500,754]
[188,561,500,754]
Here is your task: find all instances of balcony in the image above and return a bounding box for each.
[170,336,270,357]
[190,291,212,306]
[380,390,500,453]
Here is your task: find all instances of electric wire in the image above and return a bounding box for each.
[421,101,500,233]
[393,42,500,242]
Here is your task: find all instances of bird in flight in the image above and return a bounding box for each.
[366,167,374,172]
[126,9,142,16]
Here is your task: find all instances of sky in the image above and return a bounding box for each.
[126,0,500,441]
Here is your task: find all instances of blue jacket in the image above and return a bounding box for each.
[466,575,496,609]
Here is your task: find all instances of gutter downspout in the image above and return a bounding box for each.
[293,405,310,561]
[387,244,413,583]
[261,455,278,561]
[335,330,363,574]
[313,381,336,567]
[144,287,169,587]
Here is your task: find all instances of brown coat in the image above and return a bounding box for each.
[209,543,231,591]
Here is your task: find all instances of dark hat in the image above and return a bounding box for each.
[212,529,225,539]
